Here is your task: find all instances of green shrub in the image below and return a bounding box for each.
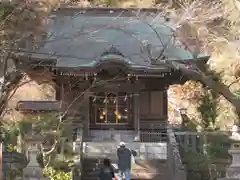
[43,167,72,180]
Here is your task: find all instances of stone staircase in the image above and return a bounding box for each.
[82,154,167,180]
[81,138,167,180]
[81,130,168,179]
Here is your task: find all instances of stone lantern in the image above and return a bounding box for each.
[219,125,240,180]
[23,135,49,180]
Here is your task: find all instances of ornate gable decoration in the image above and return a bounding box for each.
[101,46,124,57]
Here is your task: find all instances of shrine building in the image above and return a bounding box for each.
[13,8,209,138]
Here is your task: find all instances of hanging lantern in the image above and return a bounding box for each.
[124,95,128,102]
[117,115,121,120]
[127,74,131,80]
[100,115,104,120]
[103,97,108,104]
[94,73,97,81]
[102,111,106,115]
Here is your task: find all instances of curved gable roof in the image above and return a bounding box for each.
[16,8,209,71]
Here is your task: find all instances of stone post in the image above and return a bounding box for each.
[75,127,83,152]
[17,135,22,153]
[76,127,82,141]
[73,141,76,153]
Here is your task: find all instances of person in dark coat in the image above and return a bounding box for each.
[98,158,116,180]
[117,142,132,180]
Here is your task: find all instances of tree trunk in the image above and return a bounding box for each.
[199,73,240,113]
[175,63,240,113]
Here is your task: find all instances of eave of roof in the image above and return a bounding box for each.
[16,101,61,112]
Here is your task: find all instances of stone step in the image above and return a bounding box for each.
[83,160,167,172]
[82,174,166,180]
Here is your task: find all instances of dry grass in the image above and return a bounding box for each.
[120,0,154,8]
[167,0,240,128]
[69,0,155,7]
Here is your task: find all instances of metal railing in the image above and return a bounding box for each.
[167,125,187,180]
[139,131,167,142]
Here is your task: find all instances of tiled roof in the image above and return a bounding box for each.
[17,8,209,69]
[16,101,61,112]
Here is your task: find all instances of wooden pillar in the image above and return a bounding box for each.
[83,91,90,137]
[60,83,64,108]
[163,87,168,130]
[54,78,61,101]
[134,93,140,135]
[163,88,168,118]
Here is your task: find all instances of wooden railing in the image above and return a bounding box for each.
[167,125,187,180]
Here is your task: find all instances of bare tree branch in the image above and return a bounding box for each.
[228,77,240,88]
[170,61,240,113]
